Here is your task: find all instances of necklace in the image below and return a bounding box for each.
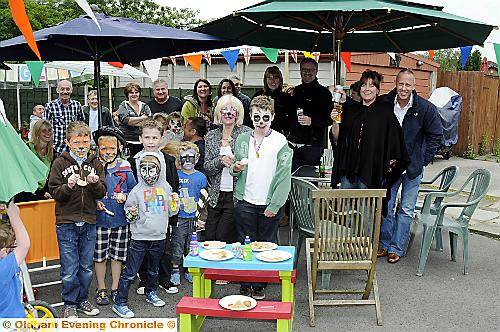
[252,129,272,158]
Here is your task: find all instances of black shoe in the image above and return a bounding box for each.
[159,282,179,294]
[95,289,109,306]
[110,289,118,303]
[239,286,252,297]
[252,287,266,300]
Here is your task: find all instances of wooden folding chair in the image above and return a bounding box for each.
[306,189,386,326]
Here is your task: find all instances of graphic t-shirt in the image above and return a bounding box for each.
[0,252,25,318]
[178,170,207,219]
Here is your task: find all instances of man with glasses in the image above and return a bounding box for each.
[227,74,251,126]
[289,58,333,170]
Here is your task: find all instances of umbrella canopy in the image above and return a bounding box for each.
[194,0,495,53]
[45,61,148,79]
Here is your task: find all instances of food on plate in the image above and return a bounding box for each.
[250,242,276,250]
[76,179,88,187]
[209,250,228,259]
[201,241,226,248]
[228,300,253,310]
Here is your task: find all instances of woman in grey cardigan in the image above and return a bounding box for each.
[204,94,251,243]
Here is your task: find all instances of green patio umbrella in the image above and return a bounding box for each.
[194,0,495,83]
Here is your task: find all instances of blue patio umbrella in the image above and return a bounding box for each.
[0,12,234,124]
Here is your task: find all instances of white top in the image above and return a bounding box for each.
[243,130,287,205]
[393,94,413,127]
[220,145,233,192]
[89,108,99,143]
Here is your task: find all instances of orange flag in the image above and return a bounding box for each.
[108,62,124,68]
[8,0,41,60]
[341,52,351,72]
[183,54,203,73]
[428,50,435,61]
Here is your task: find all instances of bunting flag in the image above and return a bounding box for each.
[169,56,177,66]
[303,51,313,59]
[261,47,279,63]
[341,52,352,72]
[387,52,396,61]
[312,52,320,62]
[74,0,101,30]
[25,61,44,87]
[242,48,252,65]
[204,52,212,66]
[460,46,473,69]
[290,50,298,63]
[142,58,162,82]
[494,44,500,79]
[8,0,41,60]
[428,50,435,61]
[221,49,240,71]
[108,62,124,68]
[183,54,203,73]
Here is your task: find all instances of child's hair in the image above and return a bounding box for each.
[187,117,207,138]
[161,141,181,167]
[97,135,118,146]
[250,95,275,115]
[0,221,14,250]
[140,117,164,136]
[178,141,200,158]
[66,121,91,139]
[153,113,169,132]
[166,112,183,126]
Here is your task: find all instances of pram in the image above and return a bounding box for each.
[428,87,463,160]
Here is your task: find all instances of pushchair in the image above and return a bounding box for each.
[428,87,462,160]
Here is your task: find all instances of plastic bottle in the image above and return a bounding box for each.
[189,232,199,256]
[319,157,326,178]
[243,236,252,261]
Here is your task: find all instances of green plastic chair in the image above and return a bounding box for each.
[415,169,490,276]
[290,177,318,267]
[406,165,459,254]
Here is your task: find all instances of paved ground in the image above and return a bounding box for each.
[29,156,500,331]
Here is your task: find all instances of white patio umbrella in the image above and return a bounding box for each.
[44,61,148,79]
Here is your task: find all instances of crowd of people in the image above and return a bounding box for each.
[0,58,443,319]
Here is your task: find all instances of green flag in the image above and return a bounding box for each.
[261,47,279,63]
[494,43,500,79]
[26,61,44,87]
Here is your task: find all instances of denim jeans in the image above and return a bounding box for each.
[340,176,368,189]
[138,225,173,287]
[171,217,196,266]
[234,199,281,289]
[380,171,423,256]
[114,239,165,306]
[55,223,96,307]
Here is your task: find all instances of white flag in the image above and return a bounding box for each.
[74,0,101,30]
[142,58,162,82]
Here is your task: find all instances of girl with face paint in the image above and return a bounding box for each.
[230,95,293,300]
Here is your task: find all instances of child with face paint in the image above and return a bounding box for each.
[47,121,106,318]
[170,142,207,285]
[113,153,179,318]
[164,112,184,142]
[231,96,293,300]
[92,127,137,306]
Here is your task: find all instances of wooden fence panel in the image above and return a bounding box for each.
[437,71,500,155]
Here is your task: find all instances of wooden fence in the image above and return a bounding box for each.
[436,71,500,155]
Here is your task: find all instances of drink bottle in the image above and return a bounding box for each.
[189,232,199,256]
[243,236,252,261]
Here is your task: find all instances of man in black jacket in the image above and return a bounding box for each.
[289,58,333,170]
[378,69,443,263]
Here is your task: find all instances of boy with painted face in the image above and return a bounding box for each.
[113,153,179,318]
[165,112,184,142]
[48,121,106,318]
[231,95,293,300]
[92,127,137,306]
[170,142,207,285]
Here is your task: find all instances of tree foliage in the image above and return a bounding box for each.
[0,0,205,40]
[432,48,482,72]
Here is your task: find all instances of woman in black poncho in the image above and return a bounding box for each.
[332,70,408,190]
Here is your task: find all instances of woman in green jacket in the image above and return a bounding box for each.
[181,79,214,129]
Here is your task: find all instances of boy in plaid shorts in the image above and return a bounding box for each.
[93,127,137,306]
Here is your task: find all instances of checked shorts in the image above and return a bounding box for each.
[94,225,130,263]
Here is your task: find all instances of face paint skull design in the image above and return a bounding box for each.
[169,119,183,134]
[251,108,273,131]
[179,149,197,171]
[139,155,160,185]
[98,137,118,164]
[68,135,91,158]
[221,106,237,120]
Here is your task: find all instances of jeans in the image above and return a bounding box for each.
[171,217,196,266]
[138,225,173,287]
[234,199,281,289]
[340,176,368,189]
[56,223,96,307]
[205,191,236,243]
[114,239,165,306]
[380,171,423,256]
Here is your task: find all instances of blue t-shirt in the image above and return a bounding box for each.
[0,252,25,318]
[177,170,207,219]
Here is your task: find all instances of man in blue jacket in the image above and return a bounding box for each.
[378,69,443,263]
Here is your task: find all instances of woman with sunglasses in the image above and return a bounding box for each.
[204,95,251,246]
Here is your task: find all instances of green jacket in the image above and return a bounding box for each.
[230,131,293,214]
[181,95,213,123]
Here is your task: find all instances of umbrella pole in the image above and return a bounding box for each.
[94,58,102,127]
[335,39,342,86]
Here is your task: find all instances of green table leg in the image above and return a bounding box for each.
[204,276,212,298]
[279,271,293,303]
[277,318,291,332]
[188,267,205,298]
[179,313,194,332]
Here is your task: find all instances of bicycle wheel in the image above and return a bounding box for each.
[25,300,57,322]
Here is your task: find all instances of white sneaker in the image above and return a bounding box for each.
[136,286,145,295]
[159,283,179,294]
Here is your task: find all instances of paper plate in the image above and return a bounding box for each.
[219,295,257,311]
[199,249,234,261]
[256,250,292,263]
[200,241,226,249]
[250,241,278,252]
